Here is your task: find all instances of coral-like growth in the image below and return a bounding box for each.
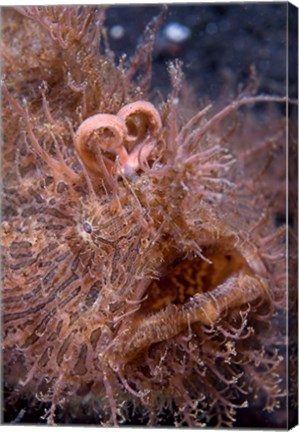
[2,6,287,427]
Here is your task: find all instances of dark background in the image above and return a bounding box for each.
[105,2,289,101]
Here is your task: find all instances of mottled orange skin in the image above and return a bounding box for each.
[2,6,286,427]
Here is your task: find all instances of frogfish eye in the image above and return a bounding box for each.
[82,221,92,234]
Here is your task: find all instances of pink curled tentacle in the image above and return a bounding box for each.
[117,100,162,143]
[117,100,162,173]
[75,113,129,175]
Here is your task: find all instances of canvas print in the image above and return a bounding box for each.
[1,2,298,429]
